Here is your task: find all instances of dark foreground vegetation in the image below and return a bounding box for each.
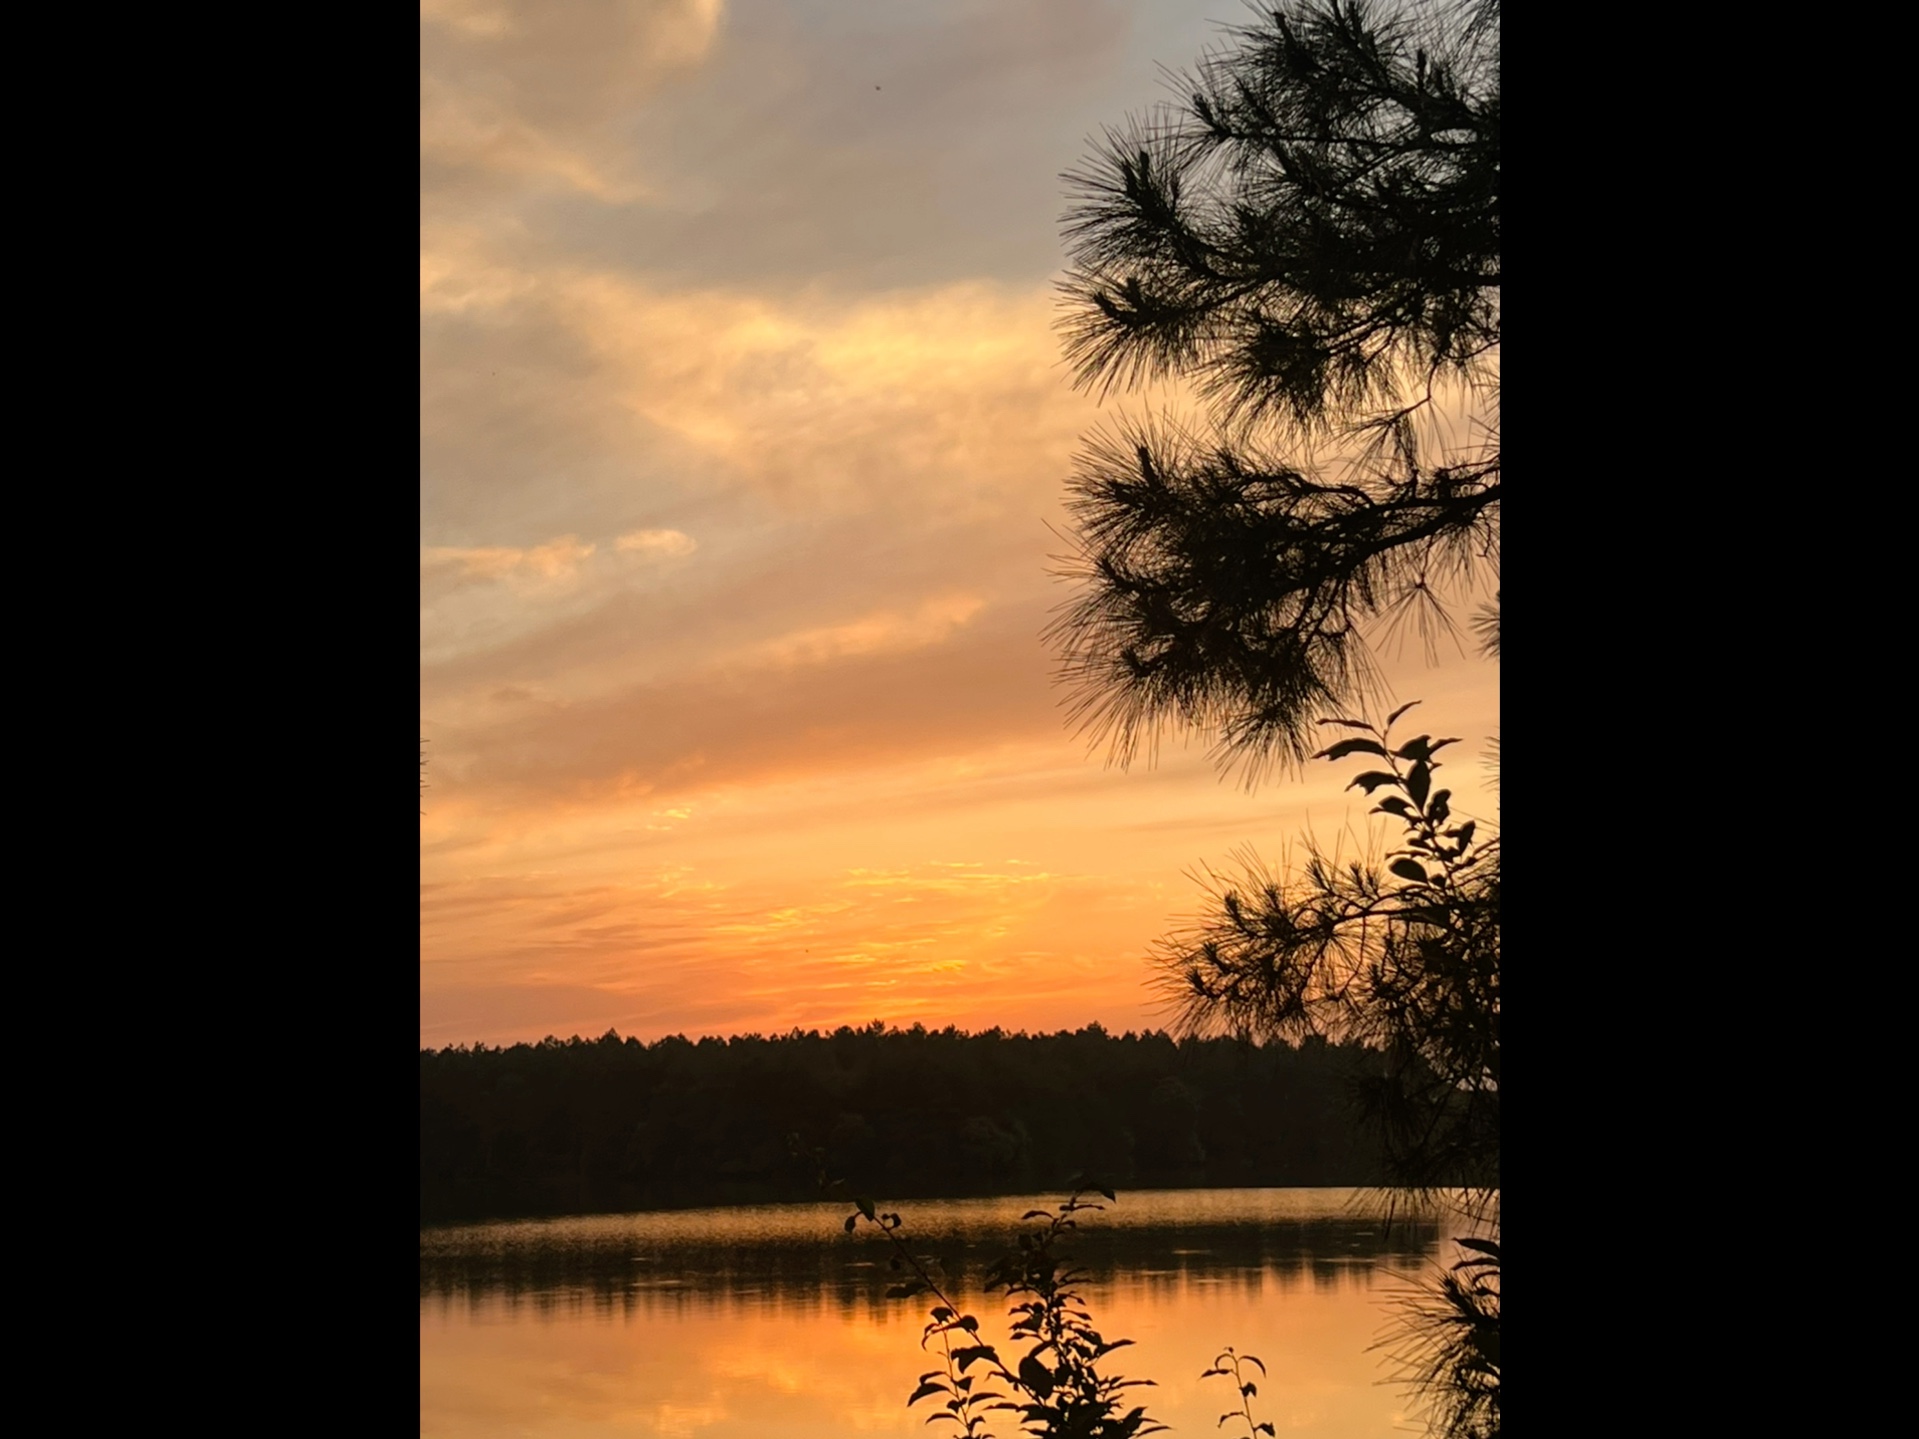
[420,1024,1410,1223]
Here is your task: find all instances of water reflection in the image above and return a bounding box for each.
[420,1188,1438,1319]
[421,1190,1451,1439]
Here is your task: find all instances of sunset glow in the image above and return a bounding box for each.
[420,0,1500,1048]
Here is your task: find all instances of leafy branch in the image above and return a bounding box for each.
[1154,699,1498,1210]
[1201,1348,1274,1439]
[835,1180,1166,1439]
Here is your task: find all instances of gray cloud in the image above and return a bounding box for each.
[422,0,725,207]
[431,597,1060,802]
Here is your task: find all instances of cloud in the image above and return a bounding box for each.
[419,250,1105,699]
[419,851,1167,1047]
[421,0,725,202]
[428,598,1054,802]
[421,525,711,670]
[563,276,1079,507]
[418,225,549,317]
[421,244,1092,527]
[746,594,983,670]
[616,528,699,557]
[422,535,597,593]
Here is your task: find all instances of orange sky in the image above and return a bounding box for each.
[420,0,1500,1048]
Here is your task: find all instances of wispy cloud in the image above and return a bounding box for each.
[616,528,698,557]
[421,0,725,203]
[423,535,597,589]
[746,594,984,669]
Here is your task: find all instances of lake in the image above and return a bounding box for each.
[421,1188,1458,1437]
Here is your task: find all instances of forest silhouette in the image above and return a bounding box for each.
[418,1025,1446,1224]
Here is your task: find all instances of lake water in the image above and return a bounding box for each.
[421,1188,1457,1437]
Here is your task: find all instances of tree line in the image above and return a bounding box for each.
[419,1023,1428,1224]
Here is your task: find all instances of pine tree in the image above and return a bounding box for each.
[1052,5,1499,1433]
[1051,0,1499,776]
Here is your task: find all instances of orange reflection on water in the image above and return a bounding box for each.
[422,1270,1423,1437]
[421,1191,1442,1437]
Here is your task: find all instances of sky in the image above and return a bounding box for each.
[420,0,1500,1049]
